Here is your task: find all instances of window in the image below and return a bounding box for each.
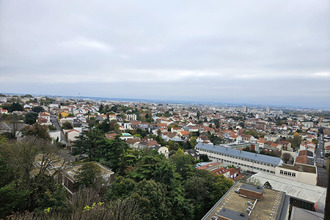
[280,170,283,174]
[292,173,296,177]
[284,171,287,175]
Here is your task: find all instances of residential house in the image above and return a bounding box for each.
[65,129,81,143]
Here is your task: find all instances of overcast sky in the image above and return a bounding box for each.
[0,0,329,108]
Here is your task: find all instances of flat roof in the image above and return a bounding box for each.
[216,208,248,220]
[279,164,316,173]
[291,206,323,220]
[196,143,282,166]
[202,182,285,220]
[248,172,326,204]
[240,184,264,194]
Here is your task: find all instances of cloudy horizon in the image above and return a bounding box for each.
[1,0,329,108]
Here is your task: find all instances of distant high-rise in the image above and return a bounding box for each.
[242,106,248,113]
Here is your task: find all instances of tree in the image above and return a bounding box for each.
[212,119,220,128]
[170,151,196,180]
[72,129,106,161]
[23,123,51,140]
[28,174,67,212]
[264,181,272,189]
[75,162,101,188]
[8,102,24,112]
[31,106,44,113]
[131,179,170,220]
[0,137,67,217]
[185,170,233,219]
[128,155,163,181]
[97,119,110,133]
[97,137,130,173]
[62,121,73,130]
[99,104,104,113]
[287,133,302,149]
[24,112,38,125]
[199,154,210,162]
[189,137,197,148]
[282,153,292,164]
[106,176,136,201]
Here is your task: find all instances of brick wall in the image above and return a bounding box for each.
[240,189,263,200]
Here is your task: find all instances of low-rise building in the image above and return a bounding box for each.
[196,143,282,174]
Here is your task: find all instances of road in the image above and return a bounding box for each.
[50,114,67,145]
[316,133,328,187]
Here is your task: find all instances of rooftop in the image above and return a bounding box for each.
[216,208,248,220]
[240,184,264,194]
[248,172,326,204]
[196,143,282,166]
[202,182,285,220]
[280,164,316,173]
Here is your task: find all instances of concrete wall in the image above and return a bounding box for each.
[240,189,263,200]
[275,166,317,185]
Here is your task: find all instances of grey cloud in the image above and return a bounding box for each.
[0,0,329,107]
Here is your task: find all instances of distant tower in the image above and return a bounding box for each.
[266,107,270,114]
[242,106,248,113]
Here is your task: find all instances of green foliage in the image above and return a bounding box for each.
[312,138,318,145]
[212,119,220,128]
[106,176,137,201]
[72,129,106,161]
[128,155,163,181]
[131,179,170,220]
[75,162,101,188]
[199,154,210,162]
[170,152,196,180]
[28,174,67,212]
[62,121,73,130]
[24,112,38,125]
[243,129,260,138]
[185,170,233,219]
[264,181,272,189]
[207,133,223,145]
[48,125,57,131]
[0,135,7,145]
[97,119,110,133]
[8,102,24,112]
[31,106,44,113]
[97,138,130,174]
[287,133,302,149]
[99,104,104,112]
[0,138,67,218]
[0,181,30,218]
[23,123,51,140]
[189,137,197,148]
